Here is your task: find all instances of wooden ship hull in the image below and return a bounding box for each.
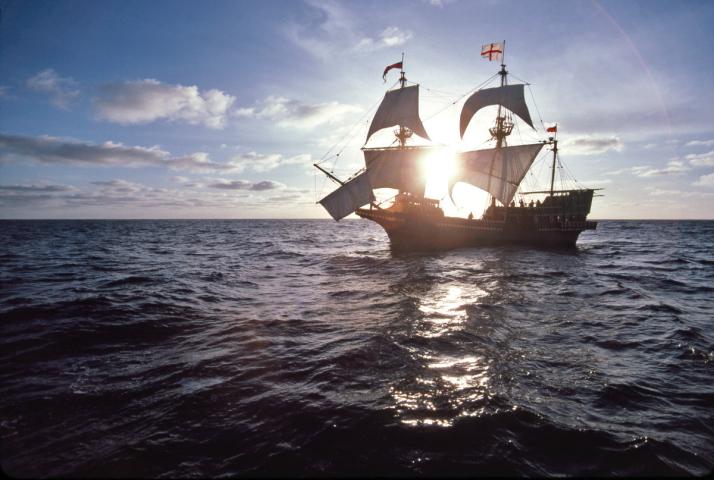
[356,190,597,251]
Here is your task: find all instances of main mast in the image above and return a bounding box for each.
[490,41,512,150]
[488,41,512,210]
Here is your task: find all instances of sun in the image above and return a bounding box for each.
[423,147,456,200]
[423,148,489,218]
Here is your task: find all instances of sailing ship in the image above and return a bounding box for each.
[315,43,598,251]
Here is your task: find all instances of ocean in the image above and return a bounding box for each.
[1,219,712,476]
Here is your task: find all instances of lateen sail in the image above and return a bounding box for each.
[319,171,375,221]
[363,147,431,196]
[366,85,430,143]
[449,143,545,207]
[460,84,534,138]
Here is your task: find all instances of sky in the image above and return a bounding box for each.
[1,0,713,219]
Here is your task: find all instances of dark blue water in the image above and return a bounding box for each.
[1,220,712,477]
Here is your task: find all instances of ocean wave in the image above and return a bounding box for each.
[1,219,713,477]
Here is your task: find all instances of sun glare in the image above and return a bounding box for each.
[423,149,488,218]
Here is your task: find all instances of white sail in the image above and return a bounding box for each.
[449,143,545,207]
[363,148,430,196]
[366,85,430,143]
[460,84,534,138]
[319,171,375,221]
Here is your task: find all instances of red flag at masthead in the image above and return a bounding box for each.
[382,61,403,82]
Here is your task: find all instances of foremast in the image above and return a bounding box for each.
[316,55,434,221]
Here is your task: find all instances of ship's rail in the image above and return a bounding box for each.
[358,207,597,233]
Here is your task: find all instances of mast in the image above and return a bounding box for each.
[493,40,508,149]
[395,52,412,149]
[488,41,512,210]
[549,136,558,196]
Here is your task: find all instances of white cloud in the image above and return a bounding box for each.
[561,135,623,155]
[355,26,413,51]
[685,150,714,167]
[26,69,80,109]
[694,173,714,188]
[235,95,360,129]
[285,1,413,59]
[685,139,714,147]
[94,79,235,129]
[207,179,285,191]
[637,160,690,177]
[228,151,282,172]
[227,151,313,173]
[645,186,683,196]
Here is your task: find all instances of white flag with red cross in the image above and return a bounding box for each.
[481,42,503,62]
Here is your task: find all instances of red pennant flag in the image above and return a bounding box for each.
[546,124,558,133]
[382,61,403,82]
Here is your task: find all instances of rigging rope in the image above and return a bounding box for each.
[420,73,501,123]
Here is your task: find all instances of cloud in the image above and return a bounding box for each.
[355,26,413,51]
[694,173,714,188]
[90,179,143,193]
[0,183,76,193]
[0,132,240,173]
[26,69,80,109]
[637,160,690,177]
[206,179,285,191]
[228,151,282,172]
[0,132,169,166]
[685,150,714,167]
[285,1,413,59]
[0,177,309,213]
[235,95,360,129]
[94,79,235,129]
[685,139,714,147]
[561,135,623,155]
[284,0,352,59]
[645,186,683,197]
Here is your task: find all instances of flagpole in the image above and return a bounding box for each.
[501,39,506,72]
[400,52,405,88]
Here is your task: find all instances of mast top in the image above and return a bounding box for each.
[399,52,406,88]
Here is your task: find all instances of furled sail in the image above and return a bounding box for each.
[449,143,544,206]
[363,147,430,196]
[366,85,430,143]
[319,171,375,221]
[460,84,534,138]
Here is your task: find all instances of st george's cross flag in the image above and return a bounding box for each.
[481,42,503,62]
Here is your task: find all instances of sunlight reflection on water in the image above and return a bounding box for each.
[391,282,493,427]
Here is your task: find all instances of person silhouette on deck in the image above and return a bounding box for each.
[529,200,534,208]
[468,212,473,220]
